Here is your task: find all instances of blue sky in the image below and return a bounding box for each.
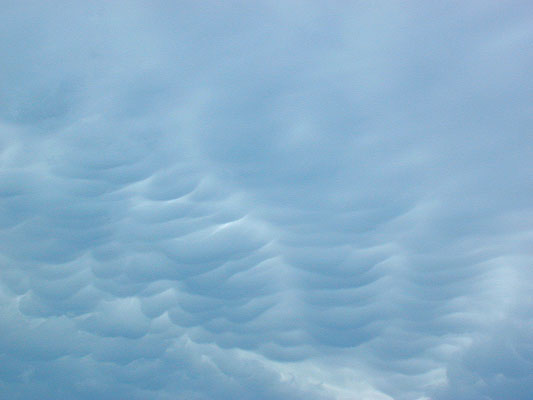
[1,1,532,399]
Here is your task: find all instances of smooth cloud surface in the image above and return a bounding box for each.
[1,1,532,399]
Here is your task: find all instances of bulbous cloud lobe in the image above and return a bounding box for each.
[0,1,532,399]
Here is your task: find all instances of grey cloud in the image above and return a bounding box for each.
[1,1,532,399]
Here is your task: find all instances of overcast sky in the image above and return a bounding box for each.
[1,1,532,399]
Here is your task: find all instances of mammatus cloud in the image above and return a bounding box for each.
[1,1,532,399]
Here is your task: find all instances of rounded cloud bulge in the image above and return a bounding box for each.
[1,1,532,399]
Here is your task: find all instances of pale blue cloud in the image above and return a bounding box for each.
[1,1,532,399]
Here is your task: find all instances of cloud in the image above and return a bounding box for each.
[1,1,532,399]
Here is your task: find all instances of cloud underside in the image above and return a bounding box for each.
[1,1,532,399]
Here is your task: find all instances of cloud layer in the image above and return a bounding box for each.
[1,1,532,399]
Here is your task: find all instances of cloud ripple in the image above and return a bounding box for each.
[1,1,532,399]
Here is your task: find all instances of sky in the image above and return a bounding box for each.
[0,1,532,399]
